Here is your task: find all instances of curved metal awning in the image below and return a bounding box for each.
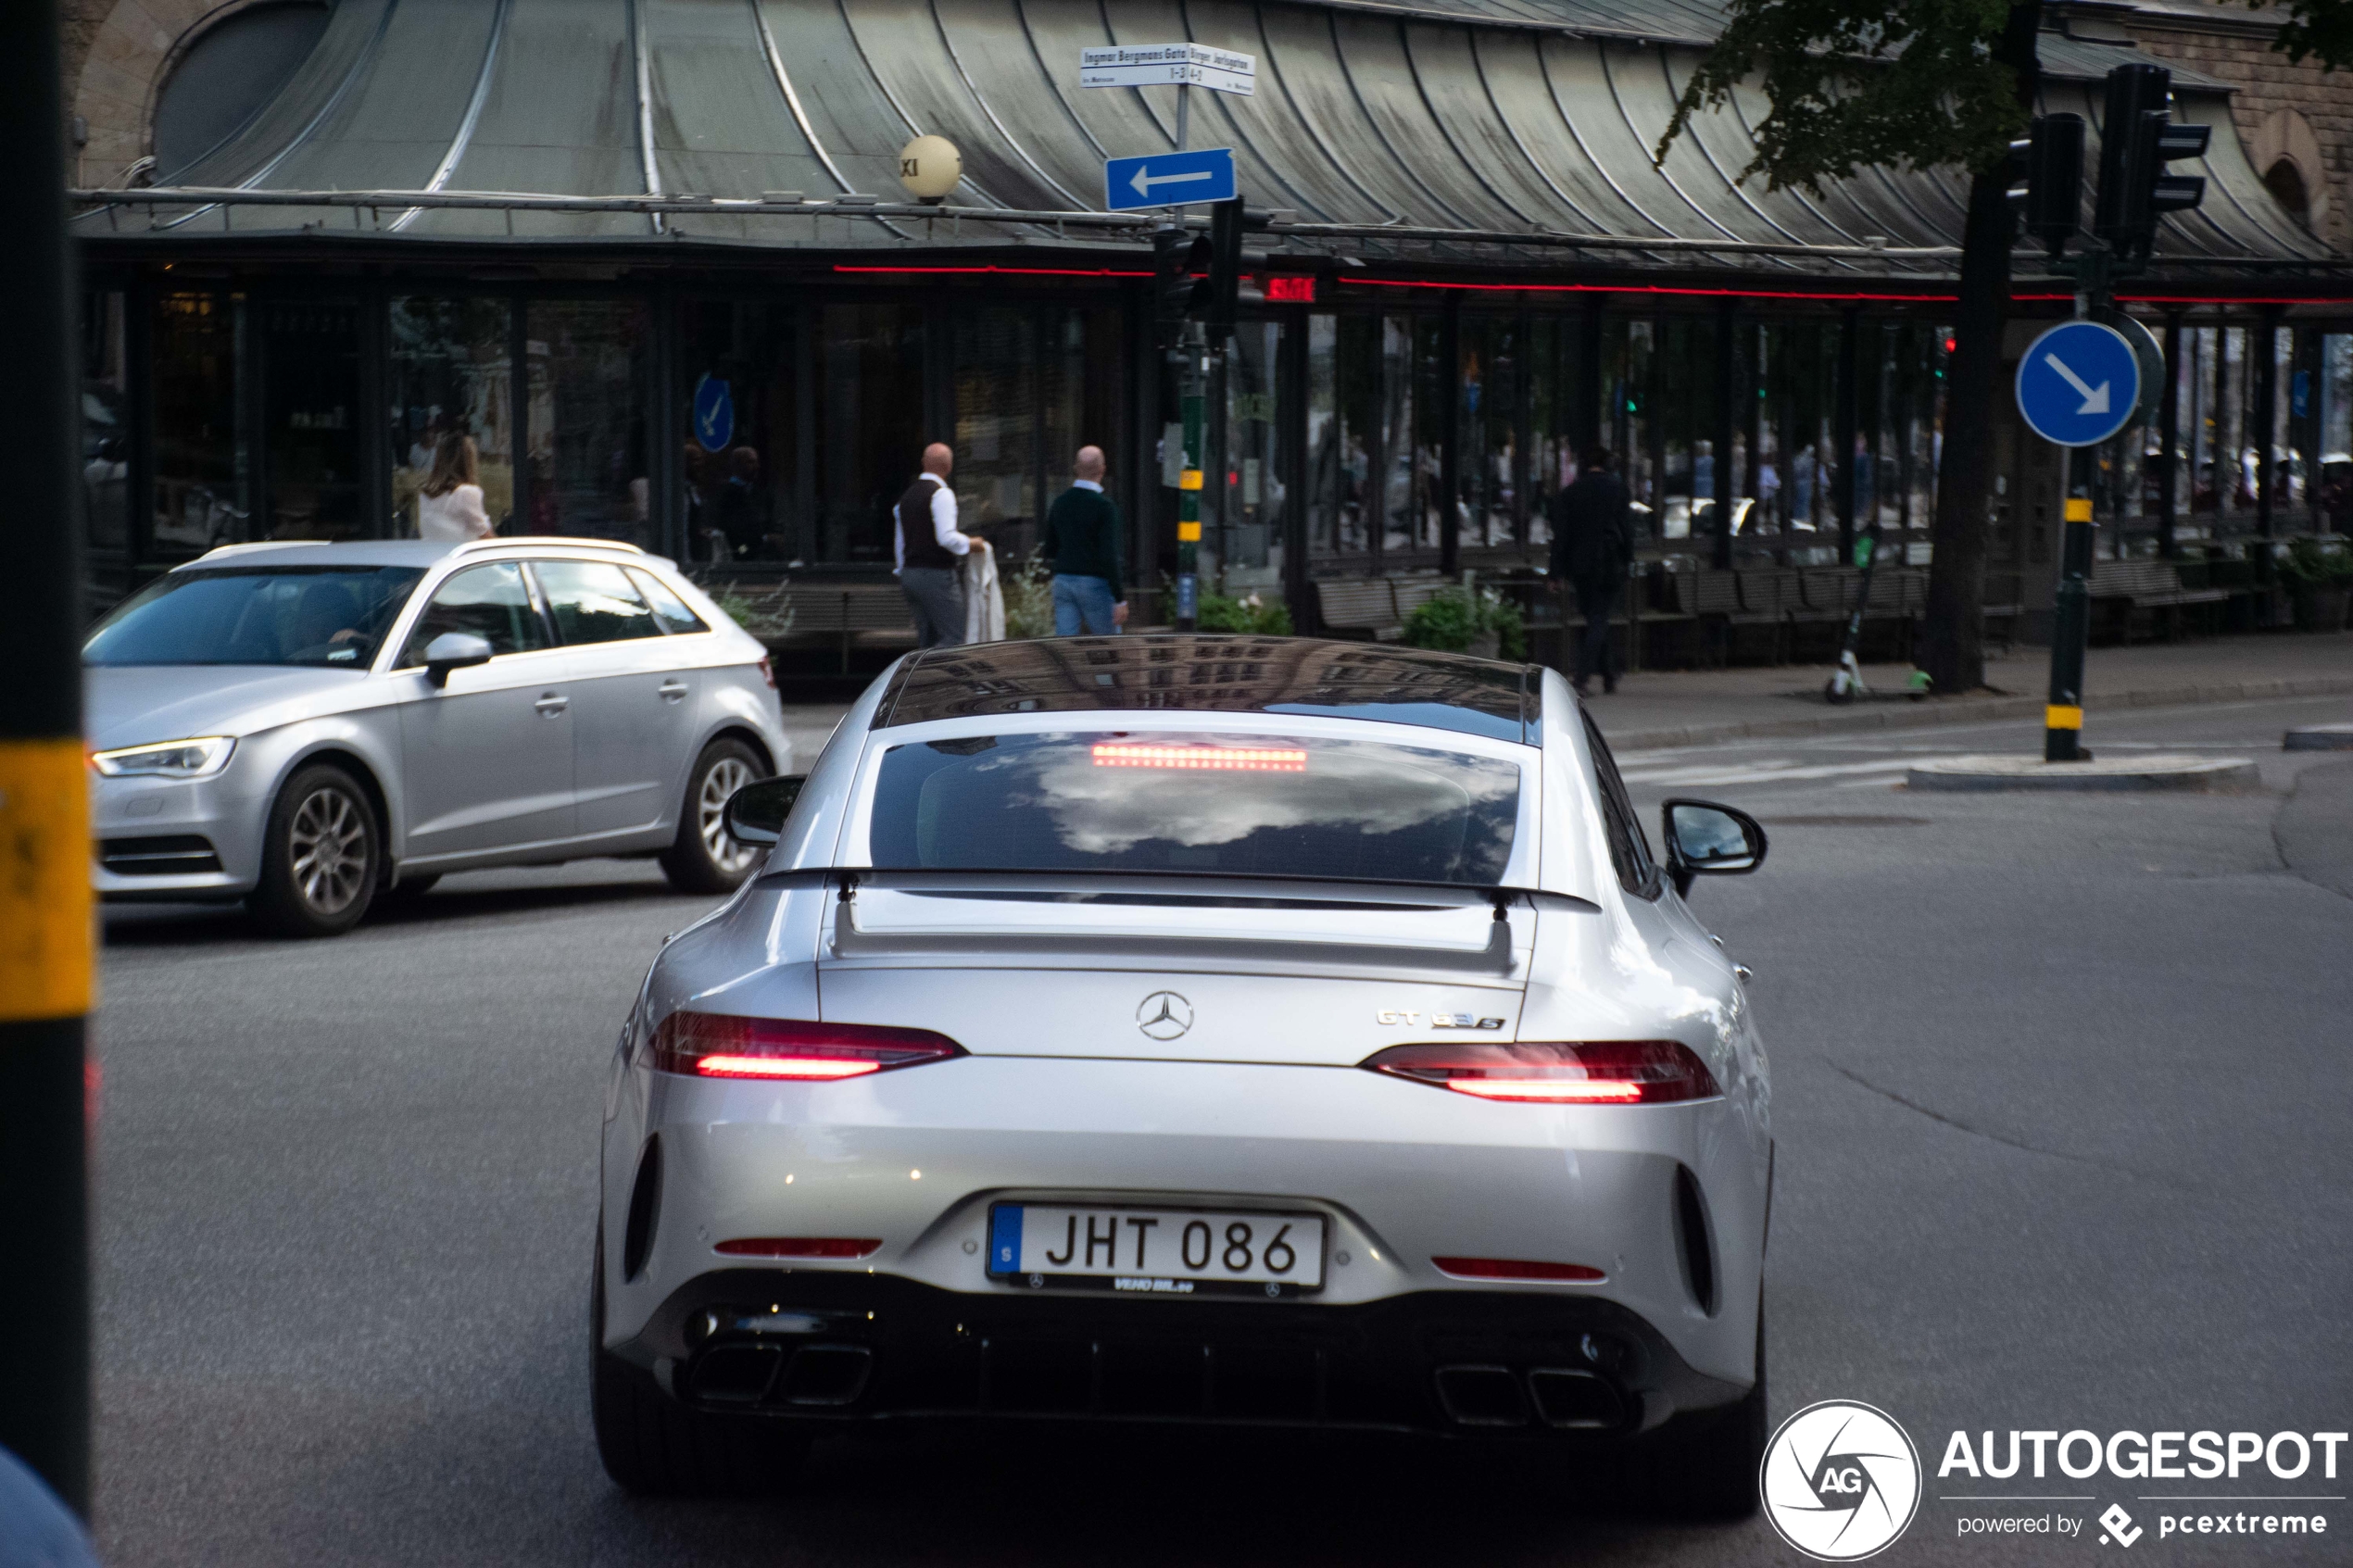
[73,0,2333,277]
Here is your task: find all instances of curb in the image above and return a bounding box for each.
[2284,723,2353,751]
[1605,673,2353,753]
[1906,755,2262,792]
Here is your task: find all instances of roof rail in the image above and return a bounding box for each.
[451,535,647,556]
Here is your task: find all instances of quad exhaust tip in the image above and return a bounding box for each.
[1434,1364,1628,1430]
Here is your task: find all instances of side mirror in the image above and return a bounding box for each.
[1660,797,1768,898]
[423,632,495,688]
[722,775,806,847]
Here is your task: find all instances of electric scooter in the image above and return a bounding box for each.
[1823,520,1934,705]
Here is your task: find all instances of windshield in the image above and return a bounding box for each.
[869,731,1522,885]
[84,566,424,668]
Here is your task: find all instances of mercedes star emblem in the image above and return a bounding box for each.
[1136,990,1194,1041]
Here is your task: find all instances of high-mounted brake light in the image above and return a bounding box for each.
[651,1013,964,1080]
[1090,744,1307,772]
[1363,1041,1720,1105]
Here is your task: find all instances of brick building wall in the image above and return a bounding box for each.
[2118,0,2353,253]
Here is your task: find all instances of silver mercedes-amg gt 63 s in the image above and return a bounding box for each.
[83,538,788,936]
[594,636,1772,1514]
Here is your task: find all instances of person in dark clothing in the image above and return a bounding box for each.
[895,442,977,648]
[1548,447,1633,696]
[1040,445,1127,635]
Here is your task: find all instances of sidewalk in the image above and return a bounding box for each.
[774,632,2353,765]
[1591,632,2353,750]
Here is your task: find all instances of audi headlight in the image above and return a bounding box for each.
[89,736,235,778]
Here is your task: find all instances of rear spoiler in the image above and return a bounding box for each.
[753,865,1597,921]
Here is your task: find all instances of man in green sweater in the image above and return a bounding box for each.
[1041,445,1128,635]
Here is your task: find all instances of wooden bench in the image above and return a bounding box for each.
[1313,578,1403,639]
[1312,575,1458,640]
[2089,559,2228,643]
[774,583,919,671]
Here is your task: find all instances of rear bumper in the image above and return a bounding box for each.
[604,1054,1768,1395]
[611,1269,1746,1439]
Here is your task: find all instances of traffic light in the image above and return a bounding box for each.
[2094,63,2209,260]
[2008,112,2084,260]
[1152,224,1211,344]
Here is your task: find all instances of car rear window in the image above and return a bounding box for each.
[868,732,1521,886]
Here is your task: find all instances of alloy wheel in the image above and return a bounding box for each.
[697,756,759,874]
[289,785,369,914]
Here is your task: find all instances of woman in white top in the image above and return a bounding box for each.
[416,433,495,541]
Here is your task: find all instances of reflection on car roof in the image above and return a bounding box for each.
[875,635,1539,746]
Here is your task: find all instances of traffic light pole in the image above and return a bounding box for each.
[2045,457,2096,762]
[1176,321,1204,631]
[2043,243,2118,764]
[0,0,94,1518]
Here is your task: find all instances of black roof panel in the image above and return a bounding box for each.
[875,635,1540,745]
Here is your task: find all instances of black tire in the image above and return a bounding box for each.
[659,738,766,896]
[1647,1297,1768,1520]
[250,763,380,938]
[590,1236,806,1496]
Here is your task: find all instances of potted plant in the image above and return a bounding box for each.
[2276,537,2353,633]
[1402,586,1528,660]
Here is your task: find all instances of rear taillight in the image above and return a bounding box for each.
[756,657,775,689]
[652,1013,964,1081]
[1364,1040,1719,1104]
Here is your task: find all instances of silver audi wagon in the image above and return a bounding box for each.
[84,537,788,936]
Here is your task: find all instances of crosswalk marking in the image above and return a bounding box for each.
[1617,757,1922,788]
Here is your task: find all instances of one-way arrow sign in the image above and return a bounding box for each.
[1104,147,1236,211]
[2015,320,2140,447]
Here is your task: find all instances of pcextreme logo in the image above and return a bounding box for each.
[1760,1400,1924,1561]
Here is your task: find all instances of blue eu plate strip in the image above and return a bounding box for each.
[988,1206,1023,1275]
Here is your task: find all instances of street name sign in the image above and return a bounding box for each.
[1080,44,1255,95]
[2015,320,2141,447]
[1104,146,1237,210]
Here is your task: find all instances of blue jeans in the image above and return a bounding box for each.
[1051,573,1120,635]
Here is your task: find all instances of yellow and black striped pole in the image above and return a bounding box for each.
[2045,480,2095,764]
[0,0,94,1518]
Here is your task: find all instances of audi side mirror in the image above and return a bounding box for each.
[722,775,806,847]
[422,632,494,689]
[1660,798,1768,898]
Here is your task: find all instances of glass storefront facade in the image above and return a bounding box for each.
[81,275,2351,627]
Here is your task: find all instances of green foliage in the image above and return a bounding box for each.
[1663,0,2031,191]
[2263,0,2353,69]
[2277,536,2353,586]
[1402,587,1527,661]
[1000,547,1058,640]
[1194,590,1294,635]
[686,571,795,640]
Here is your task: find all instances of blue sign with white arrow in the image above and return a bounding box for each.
[2015,320,2141,447]
[1105,147,1236,211]
[692,372,735,453]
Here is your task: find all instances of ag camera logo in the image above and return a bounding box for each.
[1761,1399,1923,1561]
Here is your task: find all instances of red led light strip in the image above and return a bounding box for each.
[1340,277,1960,303]
[694,1054,880,1080]
[834,265,1151,278]
[1091,744,1308,771]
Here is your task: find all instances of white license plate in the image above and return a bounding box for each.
[987,1204,1326,1297]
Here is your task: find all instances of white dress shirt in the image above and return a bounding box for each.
[893,474,974,571]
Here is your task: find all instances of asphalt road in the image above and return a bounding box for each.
[91,694,2353,1566]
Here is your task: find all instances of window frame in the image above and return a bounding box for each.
[1581,711,1662,901]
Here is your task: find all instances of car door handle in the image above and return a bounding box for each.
[535,693,569,715]
[657,680,689,703]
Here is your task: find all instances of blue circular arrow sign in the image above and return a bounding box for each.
[692,372,735,453]
[2015,320,2140,447]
